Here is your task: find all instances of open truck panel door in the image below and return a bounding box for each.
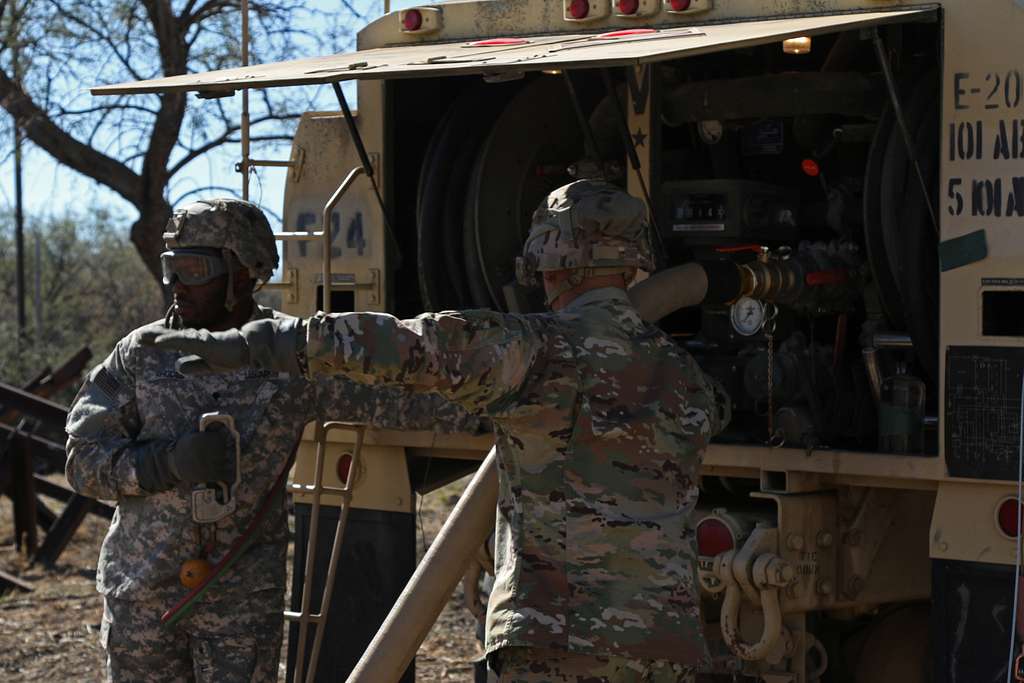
[92,8,934,96]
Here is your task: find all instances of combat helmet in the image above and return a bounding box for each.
[515,180,653,303]
[163,197,278,283]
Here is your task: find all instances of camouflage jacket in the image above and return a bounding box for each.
[66,306,482,605]
[304,288,730,665]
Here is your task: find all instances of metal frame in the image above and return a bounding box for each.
[285,422,366,683]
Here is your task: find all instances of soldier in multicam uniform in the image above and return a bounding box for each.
[66,198,482,683]
[148,181,731,682]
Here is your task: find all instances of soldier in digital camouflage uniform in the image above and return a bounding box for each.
[66,198,483,683]
[147,181,730,682]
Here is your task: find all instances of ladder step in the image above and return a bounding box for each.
[250,159,296,168]
[284,611,323,623]
[288,483,351,496]
[273,231,323,241]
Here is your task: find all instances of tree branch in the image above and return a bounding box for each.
[180,0,234,31]
[0,68,142,204]
[168,112,297,176]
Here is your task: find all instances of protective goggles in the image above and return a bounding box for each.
[160,248,228,286]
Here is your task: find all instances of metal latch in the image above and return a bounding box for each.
[317,270,381,306]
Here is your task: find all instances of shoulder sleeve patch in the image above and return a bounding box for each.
[91,367,122,400]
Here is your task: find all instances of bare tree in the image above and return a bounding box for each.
[0,0,355,284]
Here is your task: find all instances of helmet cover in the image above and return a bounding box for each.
[163,198,278,283]
[515,180,653,287]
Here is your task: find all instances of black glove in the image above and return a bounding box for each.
[136,430,235,493]
[139,317,305,376]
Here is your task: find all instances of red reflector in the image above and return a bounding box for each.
[336,453,353,485]
[697,518,735,557]
[568,0,589,20]
[669,0,692,11]
[801,158,820,177]
[402,9,423,32]
[468,38,530,46]
[999,498,1023,537]
[596,28,658,39]
[617,0,640,14]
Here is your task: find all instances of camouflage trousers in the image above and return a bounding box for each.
[489,647,696,683]
[101,589,283,683]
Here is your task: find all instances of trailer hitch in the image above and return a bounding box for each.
[713,526,796,662]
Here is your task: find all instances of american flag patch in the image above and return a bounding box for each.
[92,367,121,399]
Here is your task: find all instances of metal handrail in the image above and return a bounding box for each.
[319,166,365,314]
[285,422,366,683]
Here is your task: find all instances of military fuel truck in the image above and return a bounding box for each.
[93,1,1024,681]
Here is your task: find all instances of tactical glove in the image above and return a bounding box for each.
[140,317,305,376]
[136,430,235,493]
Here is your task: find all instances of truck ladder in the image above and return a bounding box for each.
[285,422,366,683]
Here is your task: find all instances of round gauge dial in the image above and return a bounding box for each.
[730,297,766,336]
[698,119,724,145]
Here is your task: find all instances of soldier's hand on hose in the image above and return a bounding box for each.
[139,317,305,376]
[136,430,235,493]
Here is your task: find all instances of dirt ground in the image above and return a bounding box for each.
[0,475,481,682]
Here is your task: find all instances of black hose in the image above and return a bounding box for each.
[863,63,940,385]
[879,74,935,299]
[863,102,905,328]
[898,77,940,385]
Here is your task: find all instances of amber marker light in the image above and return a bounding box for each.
[783,36,812,54]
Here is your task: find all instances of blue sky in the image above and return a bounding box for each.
[0,0,421,231]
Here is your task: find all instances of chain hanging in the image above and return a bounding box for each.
[764,303,784,447]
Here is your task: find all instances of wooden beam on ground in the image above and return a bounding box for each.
[35,348,92,397]
[0,422,66,470]
[22,367,52,393]
[0,383,67,431]
[34,494,94,567]
[33,475,113,520]
[36,497,57,530]
[0,568,33,593]
[10,437,38,556]
[0,347,90,425]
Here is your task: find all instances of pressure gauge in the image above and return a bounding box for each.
[730,297,766,336]
[698,119,724,145]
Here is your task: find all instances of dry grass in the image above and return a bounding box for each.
[0,474,481,682]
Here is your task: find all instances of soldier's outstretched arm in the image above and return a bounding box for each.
[65,336,168,499]
[146,310,540,412]
[306,309,540,411]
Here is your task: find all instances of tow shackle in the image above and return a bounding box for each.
[713,548,795,661]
